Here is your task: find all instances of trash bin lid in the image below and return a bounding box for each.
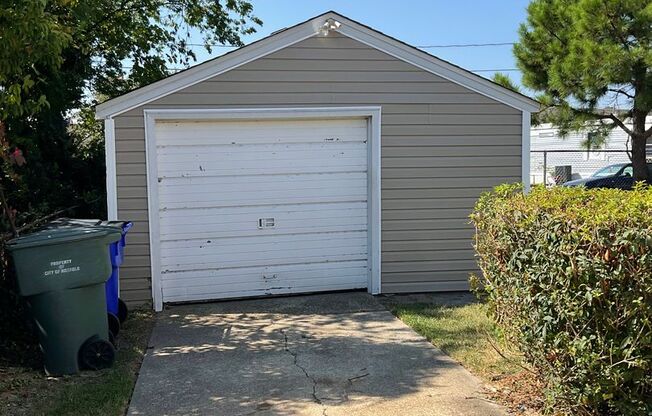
[53,218,133,235]
[7,224,119,250]
[48,218,102,228]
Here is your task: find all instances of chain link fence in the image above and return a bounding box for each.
[530,150,632,186]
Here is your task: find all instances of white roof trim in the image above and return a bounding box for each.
[96,11,539,119]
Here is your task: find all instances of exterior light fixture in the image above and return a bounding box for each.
[319,18,342,36]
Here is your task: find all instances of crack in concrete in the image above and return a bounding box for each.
[279,328,323,406]
[277,329,369,416]
[347,372,369,383]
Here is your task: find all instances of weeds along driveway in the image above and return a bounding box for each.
[128,292,504,416]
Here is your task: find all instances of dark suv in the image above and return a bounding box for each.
[563,163,652,189]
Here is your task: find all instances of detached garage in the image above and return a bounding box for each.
[96,11,538,311]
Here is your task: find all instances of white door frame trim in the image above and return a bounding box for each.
[143,106,382,311]
[104,118,119,220]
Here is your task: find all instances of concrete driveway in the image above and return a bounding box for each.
[128,292,504,416]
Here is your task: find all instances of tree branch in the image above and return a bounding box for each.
[483,330,537,375]
[0,183,17,237]
[0,204,79,242]
[603,114,634,137]
[644,126,652,140]
[571,108,634,137]
[607,88,635,100]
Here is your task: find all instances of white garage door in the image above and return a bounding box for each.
[155,118,369,303]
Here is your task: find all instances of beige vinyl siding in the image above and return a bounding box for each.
[113,33,521,305]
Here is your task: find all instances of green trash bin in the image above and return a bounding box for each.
[7,222,122,375]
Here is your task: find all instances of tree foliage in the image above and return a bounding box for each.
[72,0,261,98]
[492,73,522,95]
[0,1,71,119]
[492,72,544,126]
[515,0,652,180]
[0,0,261,229]
[0,0,261,365]
[3,0,261,119]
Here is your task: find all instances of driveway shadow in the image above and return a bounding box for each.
[128,292,503,416]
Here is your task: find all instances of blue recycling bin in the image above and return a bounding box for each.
[104,221,133,333]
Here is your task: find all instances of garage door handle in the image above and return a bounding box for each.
[258,218,275,229]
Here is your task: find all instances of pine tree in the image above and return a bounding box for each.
[515,0,652,180]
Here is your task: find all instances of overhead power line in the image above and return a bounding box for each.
[418,42,515,48]
[186,43,237,48]
[183,41,516,49]
[471,68,520,73]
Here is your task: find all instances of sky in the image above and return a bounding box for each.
[183,0,532,89]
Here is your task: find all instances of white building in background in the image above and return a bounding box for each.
[530,117,652,185]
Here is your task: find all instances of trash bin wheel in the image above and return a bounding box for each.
[79,337,115,370]
[117,298,129,323]
[107,313,121,337]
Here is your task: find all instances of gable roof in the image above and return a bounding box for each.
[95,11,539,119]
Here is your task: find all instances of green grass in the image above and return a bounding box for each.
[391,302,522,379]
[1,309,154,416]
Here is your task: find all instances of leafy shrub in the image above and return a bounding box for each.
[470,184,652,415]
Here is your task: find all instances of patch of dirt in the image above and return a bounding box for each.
[0,309,155,416]
[0,366,49,416]
[485,371,546,415]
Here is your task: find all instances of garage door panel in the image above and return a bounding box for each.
[163,281,368,303]
[157,142,367,161]
[160,191,367,210]
[159,233,367,271]
[155,117,369,302]
[160,261,368,302]
[156,118,368,137]
[162,275,368,295]
[158,151,367,171]
[159,177,367,205]
[159,231,368,261]
[158,172,366,195]
[160,229,367,249]
[160,201,367,222]
[158,158,367,178]
[161,235,368,263]
[159,215,367,241]
[157,133,367,147]
[160,170,367,187]
[161,261,368,285]
[156,119,367,146]
[159,179,368,200]
[160,224,367,241]
[160,237,367,269]
[162,250,368,273]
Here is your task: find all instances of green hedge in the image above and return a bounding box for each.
[470,184,652,415]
